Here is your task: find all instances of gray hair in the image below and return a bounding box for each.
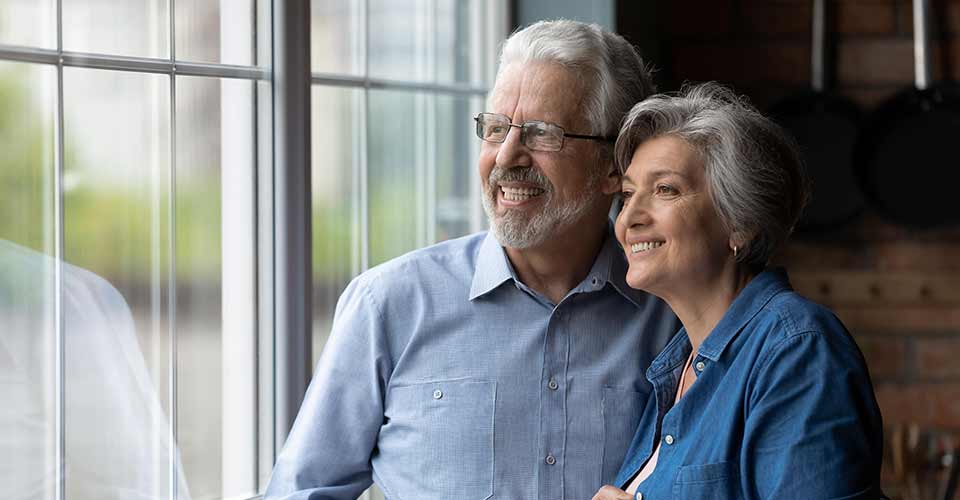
[498,20,655,165]
[614,82,809,271]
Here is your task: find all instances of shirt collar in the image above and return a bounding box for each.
[469,224,646,305]
[697,267,792,361]
[646,267,792,378]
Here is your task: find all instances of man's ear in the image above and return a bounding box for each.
[601,163,621,195]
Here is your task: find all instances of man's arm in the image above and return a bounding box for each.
[265,277,392,500]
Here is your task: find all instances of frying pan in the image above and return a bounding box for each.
[855,0,960,228]
[771,0,865,233]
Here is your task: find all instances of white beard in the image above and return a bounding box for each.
[482,166,604,249]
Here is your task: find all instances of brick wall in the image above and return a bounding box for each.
[618,0,960,495]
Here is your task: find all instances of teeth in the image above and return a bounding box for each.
[501,186,545,201]
[630,241,664,253]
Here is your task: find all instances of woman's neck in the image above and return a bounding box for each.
[662,265,756,354]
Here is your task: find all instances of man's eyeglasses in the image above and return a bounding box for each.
[473,112,613,152]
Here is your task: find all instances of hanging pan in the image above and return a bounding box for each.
[771,0,865,233]
[855,0,960,228]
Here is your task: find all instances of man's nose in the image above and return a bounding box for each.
[495,125,532,168]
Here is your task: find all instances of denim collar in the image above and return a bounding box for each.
[647,267,792,378]
[469,224,648,308]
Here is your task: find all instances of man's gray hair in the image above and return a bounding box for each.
[614,82,810,271]
[499,19,655,147]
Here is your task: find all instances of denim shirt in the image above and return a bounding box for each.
[614,268,883,500]
[265,229,679,500]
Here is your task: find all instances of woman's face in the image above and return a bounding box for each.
[615,135,733,298]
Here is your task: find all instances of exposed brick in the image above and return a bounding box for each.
[875,382,960,429]
[873,243,960,271]
[915,337,960,379]
[740,2,811,37]
[837,39,915,85]
[671,42,810,85]
[853,335,909,379]
[835,0,899,35]
[662,0,735,38]
[833,306,960,333]
[790,271,960,306]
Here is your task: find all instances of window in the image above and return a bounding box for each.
[0,1,272,498]
[1,1,507,499]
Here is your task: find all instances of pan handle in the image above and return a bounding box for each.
[812,0,825,91]
[914,0,932,90]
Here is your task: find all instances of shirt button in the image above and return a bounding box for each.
[695,361,705,372]
[545,454,556,465]
[636,493,643,500]
[591,276,599,286]
[548,379,559,391]
[433,389,442,399]
[664,434,675,445]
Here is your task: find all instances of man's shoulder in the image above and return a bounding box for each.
[351,231,488,293]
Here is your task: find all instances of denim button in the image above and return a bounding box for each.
[695,361,705,372]
[591,276,599,286]
[433,389,442,399]
[545,454,556,465]
[636,493,643,500]
[548,379,559,390]
[664,434,674,445]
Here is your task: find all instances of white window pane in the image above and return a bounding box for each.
[311,85,361,364]
[0,61,57,500]
[435,94,482,241]
[62,67,184,500]
[176,0,255,66]
[368,0,430,82]
[367,89,424,266]
[64,0,170,58]
[176,76,258,499]
[311,0,363,75]
[435,0,483,85]
[0,0,56,49]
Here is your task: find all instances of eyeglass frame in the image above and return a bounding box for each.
[473,112,614,152]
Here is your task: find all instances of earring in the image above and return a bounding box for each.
[733,245,739,258]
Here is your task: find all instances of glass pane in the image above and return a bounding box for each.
[0,0,56,49]
[311,85,360,363]
[369,0,430,82]
[368,89,424,266]
[435,94,481,241]
[176,0,254,65]
[63,0,170,59]
[176,76,257,499]
[62,67,182,500]
[435,0,482,85]
[311,0,363,75]
[0,61,57,500]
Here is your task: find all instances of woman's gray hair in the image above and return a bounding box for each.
[498,20,655,163]
[615,82,810,271]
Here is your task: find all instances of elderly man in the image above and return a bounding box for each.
[265,20,678,500]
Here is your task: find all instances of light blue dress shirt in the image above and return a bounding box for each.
[615,268,883,499]
[265,229,679,500]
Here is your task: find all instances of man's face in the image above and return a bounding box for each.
[478,62,616,249]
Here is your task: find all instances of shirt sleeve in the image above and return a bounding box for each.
[264,276,393,500]
[742,326,883,500]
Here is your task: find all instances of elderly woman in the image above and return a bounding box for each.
[592,83,883,500]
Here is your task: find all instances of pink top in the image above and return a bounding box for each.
[625,351,695,495]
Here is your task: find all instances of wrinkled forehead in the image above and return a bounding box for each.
[488,62,587,129]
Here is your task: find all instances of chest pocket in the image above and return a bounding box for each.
[673,462,742,499]
[601,387,646,485]
[380,378,495,500]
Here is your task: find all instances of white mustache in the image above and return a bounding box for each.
[489,166,552,191]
